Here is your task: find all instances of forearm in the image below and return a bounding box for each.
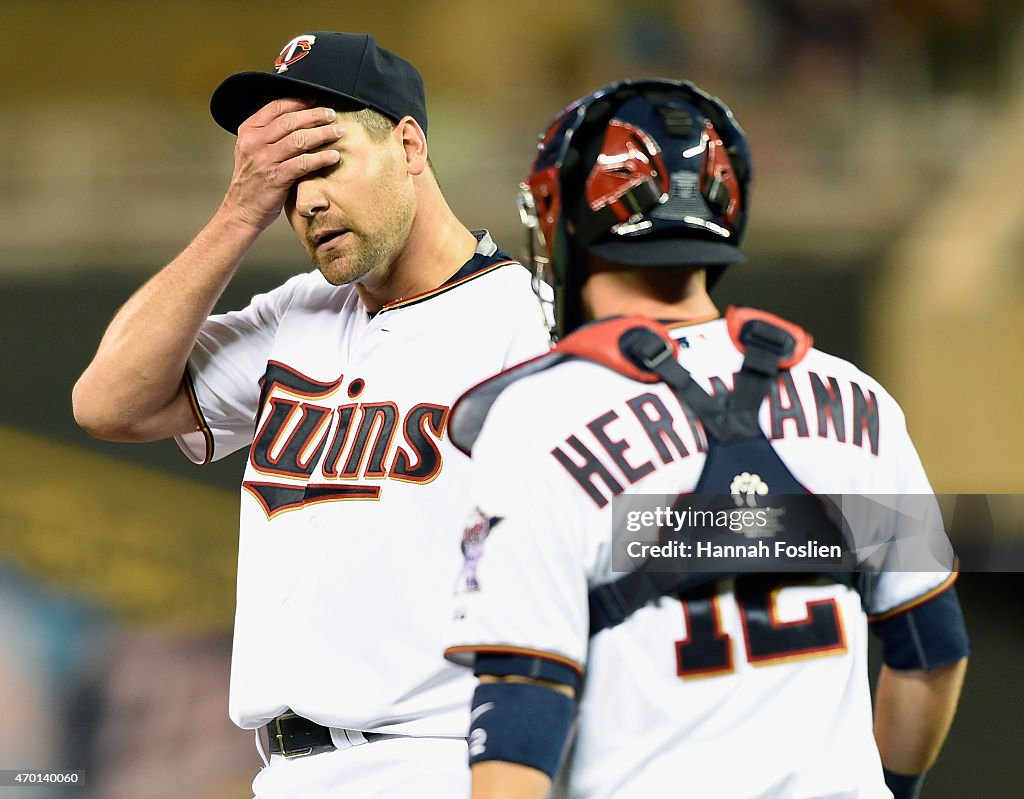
[73,206,261,441]
[469,674,576,799]
[74,99,344,443]
[874,658,968,774]
[472,761,551,799]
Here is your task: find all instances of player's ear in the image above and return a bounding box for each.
[396,116,428,176]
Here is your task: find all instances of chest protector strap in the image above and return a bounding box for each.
[588,310,854,637]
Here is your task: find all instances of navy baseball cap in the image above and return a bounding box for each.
[210,32,427,136]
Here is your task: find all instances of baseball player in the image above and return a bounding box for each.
[73,31,549,798]
[443,80,969,799]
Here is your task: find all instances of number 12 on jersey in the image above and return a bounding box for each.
[675,576,848,679]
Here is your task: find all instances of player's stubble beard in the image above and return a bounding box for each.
[304,152,416,288]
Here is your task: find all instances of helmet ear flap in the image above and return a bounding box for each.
[549,217,579,342]
[536,95,635,339]
[519,102,601,341]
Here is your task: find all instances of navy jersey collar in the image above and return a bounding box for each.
[379,230,520,312]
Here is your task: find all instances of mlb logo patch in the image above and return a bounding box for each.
[457,508,503,591]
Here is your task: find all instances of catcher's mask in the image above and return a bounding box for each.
[518,79,751,340]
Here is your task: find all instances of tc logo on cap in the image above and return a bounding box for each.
[274,34,317,74]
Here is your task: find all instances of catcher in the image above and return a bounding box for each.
[443,79,969,799]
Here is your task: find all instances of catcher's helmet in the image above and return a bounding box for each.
[518,79,751,339]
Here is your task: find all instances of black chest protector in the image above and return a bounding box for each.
[586,312,856,636]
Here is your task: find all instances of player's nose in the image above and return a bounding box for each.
[292,176,330,218]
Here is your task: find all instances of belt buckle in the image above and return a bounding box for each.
[273,712,314,758]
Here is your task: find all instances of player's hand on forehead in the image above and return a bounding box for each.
[223,98,345,232]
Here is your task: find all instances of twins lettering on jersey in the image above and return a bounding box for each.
[555,370,879,508]
[243,361,448,518]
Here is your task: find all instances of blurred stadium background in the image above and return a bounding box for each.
[1,1,1022,796]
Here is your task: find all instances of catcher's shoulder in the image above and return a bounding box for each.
[449,315,674,456]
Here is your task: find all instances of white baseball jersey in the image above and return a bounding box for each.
[175,231,550,736]
[445,311,956,799]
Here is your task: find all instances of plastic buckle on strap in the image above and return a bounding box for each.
[739,320,794,358]
[620,328,673,372]
[641,344,673,371]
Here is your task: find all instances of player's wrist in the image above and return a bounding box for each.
[215,195,279,236]
[883,767,926,799]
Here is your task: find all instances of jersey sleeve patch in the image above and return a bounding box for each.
[457,508,504,592]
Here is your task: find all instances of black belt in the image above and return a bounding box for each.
[264,712,393,758]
